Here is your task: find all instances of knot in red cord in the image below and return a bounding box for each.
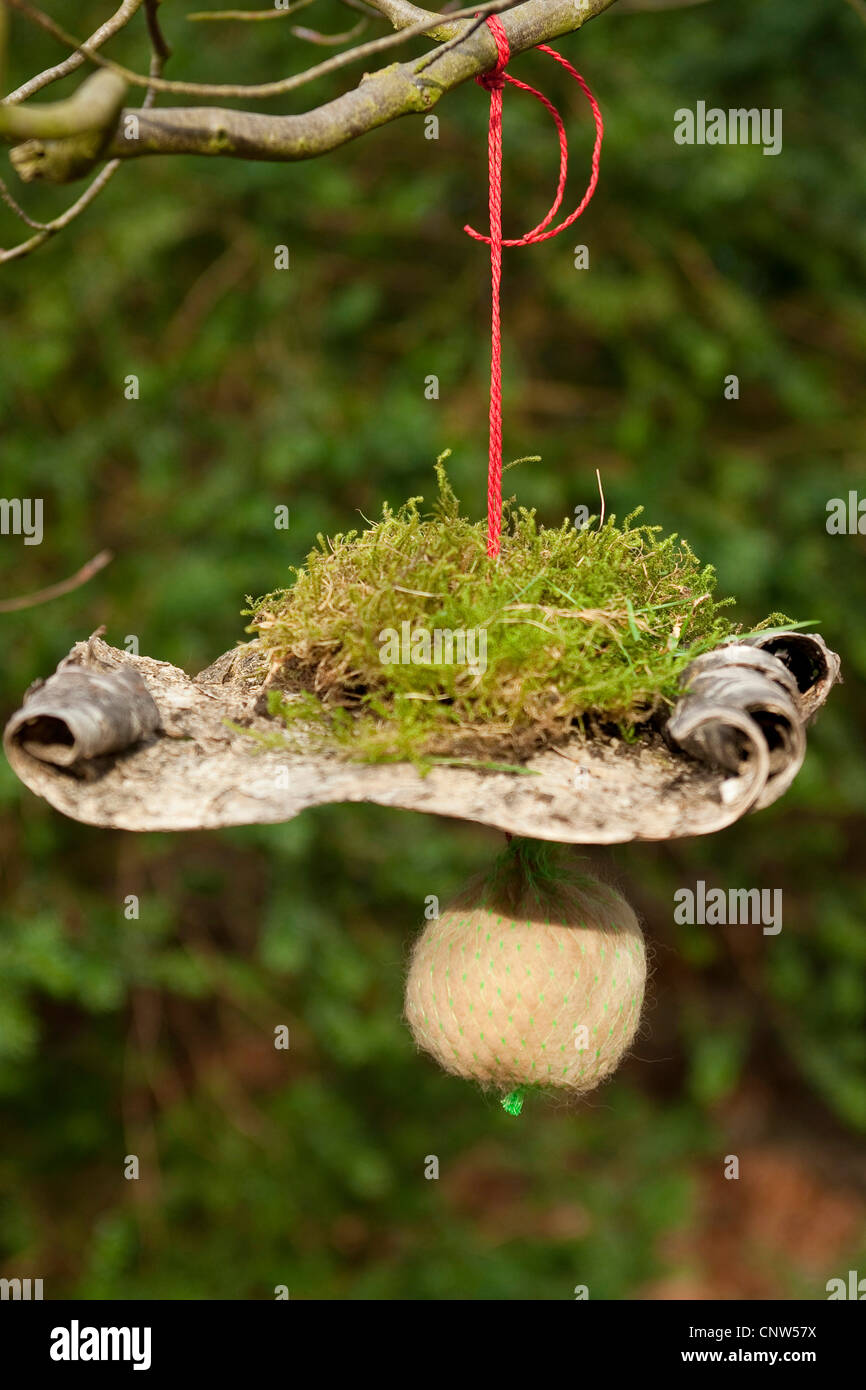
[475,13,509,92]
[467,15,604,559]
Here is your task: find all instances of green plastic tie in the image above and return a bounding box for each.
[501,1087,526,1117]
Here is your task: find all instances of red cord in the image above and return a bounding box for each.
[465,15,604,558]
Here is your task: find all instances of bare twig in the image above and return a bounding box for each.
[0,172,48,226]
[2,0,144,105]
[187,1,317,19]
[293,19,368,46]
[3,0,524,101]
[144,0,171,62]
[0,159,121,258]
[1,16,167,263]
[163,229,256,354]
[0,550,112,612]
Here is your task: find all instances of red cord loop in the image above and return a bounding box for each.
[467,14,604,558]
[474,13,510,91]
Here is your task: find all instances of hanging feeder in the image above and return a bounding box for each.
[2,19,843,1114]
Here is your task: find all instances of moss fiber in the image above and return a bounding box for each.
[245,459,780,766]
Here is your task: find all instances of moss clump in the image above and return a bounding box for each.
[245,461,751,765]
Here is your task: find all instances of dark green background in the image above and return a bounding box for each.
[1,0,864,1299]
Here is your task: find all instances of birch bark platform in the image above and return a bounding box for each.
[4,631,840,844]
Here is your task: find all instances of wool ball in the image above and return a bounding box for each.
[404,843,646,1101]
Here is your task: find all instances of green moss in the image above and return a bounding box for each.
[244,459,773,766]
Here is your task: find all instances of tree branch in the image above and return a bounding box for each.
[0,549,112,612]
[362,0,459,40]
[144,0,171,63]
[4,0,523,102]
[186,1,317,20]
[1,12,165,260]
[2,0,143,105]
[0,68,126,141]
[292,19,369,47]
[11,0,617,184]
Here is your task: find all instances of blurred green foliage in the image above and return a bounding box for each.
[0,0,865,1299]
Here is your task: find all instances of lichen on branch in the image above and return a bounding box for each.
[2,0,618,185]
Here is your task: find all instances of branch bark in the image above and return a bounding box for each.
[2,630,840,839]
[363,0,459,39]
[0,68,126,141]
[9,0,618,184]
